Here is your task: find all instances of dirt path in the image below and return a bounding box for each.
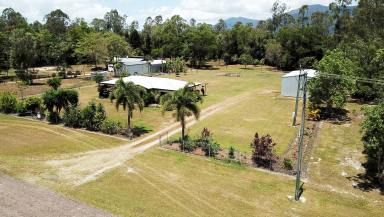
[0,174,117,217]
[48,92,255,186]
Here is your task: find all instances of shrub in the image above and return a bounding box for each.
[180,136,197,152]
[47,77,62,90]
[24,96,43,114]
[51,73,57,77]
[16,100,27,115]
[47,111,60,123]
[81,101,106,131]
[63,106,82,128]
[250,133,277,169]
[92,73,104,84]
[283,158,293,170]
[203,141,221,157]
[101,119,122,135]
[58,71,66,79]
[307,108,321,121]
[0,92,18,113]
[228,146,236,159]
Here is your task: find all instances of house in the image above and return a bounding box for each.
[98,75,201,98]
[281,69,317,97]
[115,57,166,76]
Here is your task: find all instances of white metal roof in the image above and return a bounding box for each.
[100,75,201,91]
[150,60,166,65]
[282,69,317,78]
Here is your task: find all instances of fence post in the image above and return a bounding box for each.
[159,135,162,147]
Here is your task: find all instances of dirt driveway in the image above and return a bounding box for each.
[0,174,117,217]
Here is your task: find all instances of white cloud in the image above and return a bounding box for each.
[136,0,335,24]
[0,0,338,25]
[0,0,111,23]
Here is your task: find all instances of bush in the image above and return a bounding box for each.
[24,96,43,114]
[307,108,321,121]
[47,77,62,90]
[16,100,27,115]
[228,146,236,159]
[47,111,60,123]
[283,158,293,170]
[101,119,122,135]
[51,73,57,77]
[63,106,82,128]
[203,141,221,157]
[81,101,106,131]
[0,92,18,113]
[250,133,277,169]
[179,136,197,152]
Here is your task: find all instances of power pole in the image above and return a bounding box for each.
[295,72,307,201]
[292,66,303,126]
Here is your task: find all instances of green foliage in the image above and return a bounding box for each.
[63,106,82,128]
[283,158,293,170]
[111,79,144,133]
[24,96,43,113]
[361,103,384,185]
[101,119,122,135]
[228,146,236,159]
[47,77,62,90]
[308,49,356,110]
[0,91,17,113]
[165,58,186,75]
[92,73,105,84]
[239,53,253,68]
[47,111,60,123]
[81,101,106,131]
[42,88,78,121]
[161,85,201,141]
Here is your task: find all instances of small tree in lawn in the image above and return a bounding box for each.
[161,84,201,149]
[47,77,62,90]
[111,79,144,136]
[239,53,253,69]
[250,132,277,169]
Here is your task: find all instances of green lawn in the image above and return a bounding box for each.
[64,148,383,217]
[0,114,125,178]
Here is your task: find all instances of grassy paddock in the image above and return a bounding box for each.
[0,114,125,178]
[64,148,383,217]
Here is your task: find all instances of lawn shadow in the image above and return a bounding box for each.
[319,107,351,125]
[131,126,152,137]
[346,173,384,194]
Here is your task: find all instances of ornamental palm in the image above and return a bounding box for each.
[112,79,144,134]
[161,84,201,144]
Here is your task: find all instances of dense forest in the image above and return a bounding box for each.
[0,0,383,101]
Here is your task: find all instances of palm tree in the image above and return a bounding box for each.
[112,79,144,135]
[161,84,201,147]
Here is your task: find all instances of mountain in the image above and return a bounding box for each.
[223,4,356,28]
[224,17,259,28]
[288,4,330,18]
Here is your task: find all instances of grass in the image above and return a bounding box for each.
[0,114,125,178]
[63,148,383,217]
[78,65,298,154]
[0,78,94,98]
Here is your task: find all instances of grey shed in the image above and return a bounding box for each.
[281,69,317,97]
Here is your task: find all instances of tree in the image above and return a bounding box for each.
[361,102,384,186]
[44,9,69,36]
[308,49,356,111]
[161,85,201,145]
[47,77,62,90]
[111,79,144,135]
[42,88,78,123]
[9,28,36,71]
[239,53,253,68]
[104,9,126,35]
[265,39,283,67]
[75,32,108,67]
[105,32,131,63]
[24,96,43,114]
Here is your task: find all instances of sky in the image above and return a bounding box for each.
[0,0,344,26]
